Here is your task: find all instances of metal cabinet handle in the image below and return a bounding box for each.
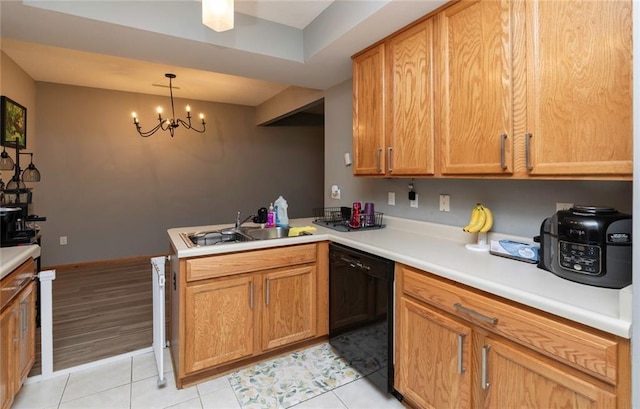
[375,148,382,173]
[265,279,270,306]
[23,301,29,334]
[482,345,491,390]
[249,281,254,309]
[525,133,533,170]
[454,303,498,325]
[457,334,466,374]
[387,147,393,172]
[500,133,507,170]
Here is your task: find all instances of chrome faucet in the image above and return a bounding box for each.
[234,211,255,229]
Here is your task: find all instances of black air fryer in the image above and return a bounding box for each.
[537,206,632,289]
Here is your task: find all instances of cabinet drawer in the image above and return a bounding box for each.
[401,265,620,385]
[1,258,35,310]
[187,244,317,282]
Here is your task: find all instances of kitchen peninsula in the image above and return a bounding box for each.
[168,217,631,407]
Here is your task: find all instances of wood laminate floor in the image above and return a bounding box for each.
[30,256,158,375]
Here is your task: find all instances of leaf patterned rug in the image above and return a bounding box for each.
[228,342,375,409]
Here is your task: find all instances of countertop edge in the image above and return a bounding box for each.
[0,245,41,280]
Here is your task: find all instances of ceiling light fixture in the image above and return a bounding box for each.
[202,0,234,32]
[0,143,41,192]
[131,74,206,138]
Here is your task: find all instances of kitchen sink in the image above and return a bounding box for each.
[180,230,251,247]
[244,227,289,240]
[180,226,297,247]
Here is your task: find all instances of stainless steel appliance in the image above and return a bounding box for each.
[328,243,396,396]
[537,205,632,288]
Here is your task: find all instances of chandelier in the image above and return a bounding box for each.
[202,0,234,32]
[131,74,206,138]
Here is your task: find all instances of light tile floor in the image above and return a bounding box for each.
[12,345,404,409]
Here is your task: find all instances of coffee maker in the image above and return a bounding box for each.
[0,205,39,246]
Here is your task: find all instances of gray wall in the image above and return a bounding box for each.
[34,82,324,266]
[324,79,632,240]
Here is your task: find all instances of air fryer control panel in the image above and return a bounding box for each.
[558,241,601,275]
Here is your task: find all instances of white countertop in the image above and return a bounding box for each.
[0,245,41,280]
[168,216,632,338]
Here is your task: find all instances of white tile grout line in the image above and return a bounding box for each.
[24,346,154,385]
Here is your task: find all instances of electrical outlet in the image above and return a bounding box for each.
[330,185,341,200]
[410,194,419,208]
[388,192,396,206]
[439,194,450,212]
[556,202,574,211]
[60,236,68,245]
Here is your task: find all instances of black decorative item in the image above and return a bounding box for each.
[1,96,27,149]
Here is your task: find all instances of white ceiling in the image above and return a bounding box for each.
[0,0,447,107]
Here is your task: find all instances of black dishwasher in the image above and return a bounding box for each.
[329,243,395,394]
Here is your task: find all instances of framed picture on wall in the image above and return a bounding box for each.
[0,96,27,149]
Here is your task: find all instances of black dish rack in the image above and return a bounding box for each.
[312,207,385,232]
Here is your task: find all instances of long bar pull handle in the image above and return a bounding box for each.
[265,279,270,306]
[457,334,466,374]
[500,133,507,170]
[249,281,254,309]
[454,303,498,325]
[482,345,491,390]
[387,147,393,172]
[525,133,533,171]
[376,148,382,173]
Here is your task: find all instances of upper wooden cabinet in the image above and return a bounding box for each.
[385,19,436,176]
[438,0,514,175]
[524,0,632,177]
[353,44,386,175]
[353,18,436,176]
[352,0,632,180]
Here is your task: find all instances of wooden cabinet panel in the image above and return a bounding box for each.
[483,337,616,409]
[16,282,35,388]
[386,19,435,175]
[353,44,386,175]
[187,244,316,281]
[438,0,514,175]
[184,275,256,373]
[262,266,317,350]
[524,0,632,176]
[396,297,472,409]
[401,265,619,385]
[0,307,15,409]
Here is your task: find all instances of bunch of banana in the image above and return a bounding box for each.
[463,203,494,233]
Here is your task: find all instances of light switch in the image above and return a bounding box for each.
[388,192,395,206]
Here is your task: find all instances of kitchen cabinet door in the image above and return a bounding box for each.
[262,265,316,351]
[438,0,514,175]
[482,337,616,409]
[16,282,35,388]
[353,44,386,175]
[524,0,632,177]
[396,297,472,409]
[386,18,435,175]
[0,307,15,409]
[184,275,257,373]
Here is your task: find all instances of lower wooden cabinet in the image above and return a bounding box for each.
[395,264,630,409]
[0,259,36,409]
[184,275,257,373]
[0,305,15,409]
[396,297,472,408]
[172,243,329,388]
[483,337,616,409]
[262,265,317,351]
